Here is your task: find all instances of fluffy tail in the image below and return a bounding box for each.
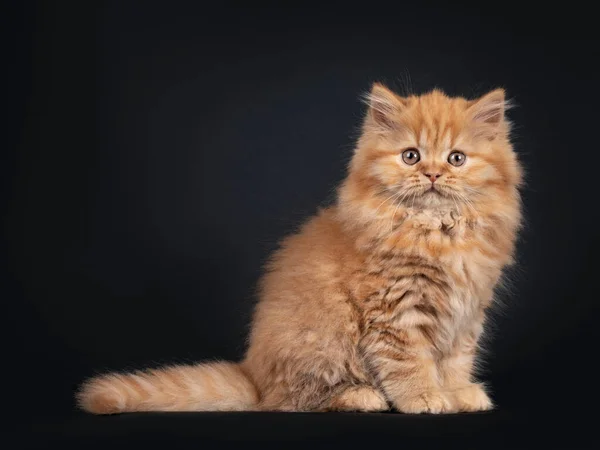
[76,361,258,414]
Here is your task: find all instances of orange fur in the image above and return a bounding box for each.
[77,83,522,414]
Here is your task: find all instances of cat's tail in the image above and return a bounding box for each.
[76,361,258,414]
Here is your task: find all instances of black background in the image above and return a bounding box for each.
[6,1,600,447]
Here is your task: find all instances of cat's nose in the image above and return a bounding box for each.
[424,172,442,183]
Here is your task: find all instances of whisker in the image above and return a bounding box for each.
[462,186,491,198]
[457,191,476,213]
[449,191,460,213]
[373,187,403,215]
[410,186,419,210]
[389,199,402,232]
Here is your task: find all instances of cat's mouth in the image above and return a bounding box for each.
[420,185,454,203]
[424,186,443,196]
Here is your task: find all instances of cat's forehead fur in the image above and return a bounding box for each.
[364,84,509,151]
[400,90,469,148]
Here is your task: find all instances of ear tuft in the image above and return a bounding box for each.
[468,88,508,126]
[362,82,406,130]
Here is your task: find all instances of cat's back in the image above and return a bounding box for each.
[249,206,362,338]
[260,206,361,292]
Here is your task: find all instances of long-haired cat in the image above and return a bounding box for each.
[78,83,522,414]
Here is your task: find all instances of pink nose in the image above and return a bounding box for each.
[424,172,442,183]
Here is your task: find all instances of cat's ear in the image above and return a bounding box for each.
[363,83,407,131]
[467,89,509,138]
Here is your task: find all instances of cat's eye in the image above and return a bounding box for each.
[401,148,420,165]
[448,151,466,167]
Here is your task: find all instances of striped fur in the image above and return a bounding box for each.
[78,84,522,414]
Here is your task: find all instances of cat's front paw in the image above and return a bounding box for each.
[451,383,493,412]
[395,390,454,414]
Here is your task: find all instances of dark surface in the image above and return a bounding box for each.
[23,409,595,448]
[5,1,600,447]
[25,409,593,449]
[21,410,555,447]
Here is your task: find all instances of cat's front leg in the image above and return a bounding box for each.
[439,324,493,412]
[440,357,493,412]
[361,327,455,414]
[449,382,493,412]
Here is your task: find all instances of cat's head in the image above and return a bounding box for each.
[342,83,522,217]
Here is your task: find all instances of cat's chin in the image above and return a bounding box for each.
[415,189,453,208]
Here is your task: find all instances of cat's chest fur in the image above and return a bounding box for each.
[353,207,496,350]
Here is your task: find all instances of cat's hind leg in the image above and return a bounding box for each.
[322,384,389,412]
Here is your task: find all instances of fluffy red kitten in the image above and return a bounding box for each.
[78,83,522,414]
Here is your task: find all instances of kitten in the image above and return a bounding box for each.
[78,83,522,414]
